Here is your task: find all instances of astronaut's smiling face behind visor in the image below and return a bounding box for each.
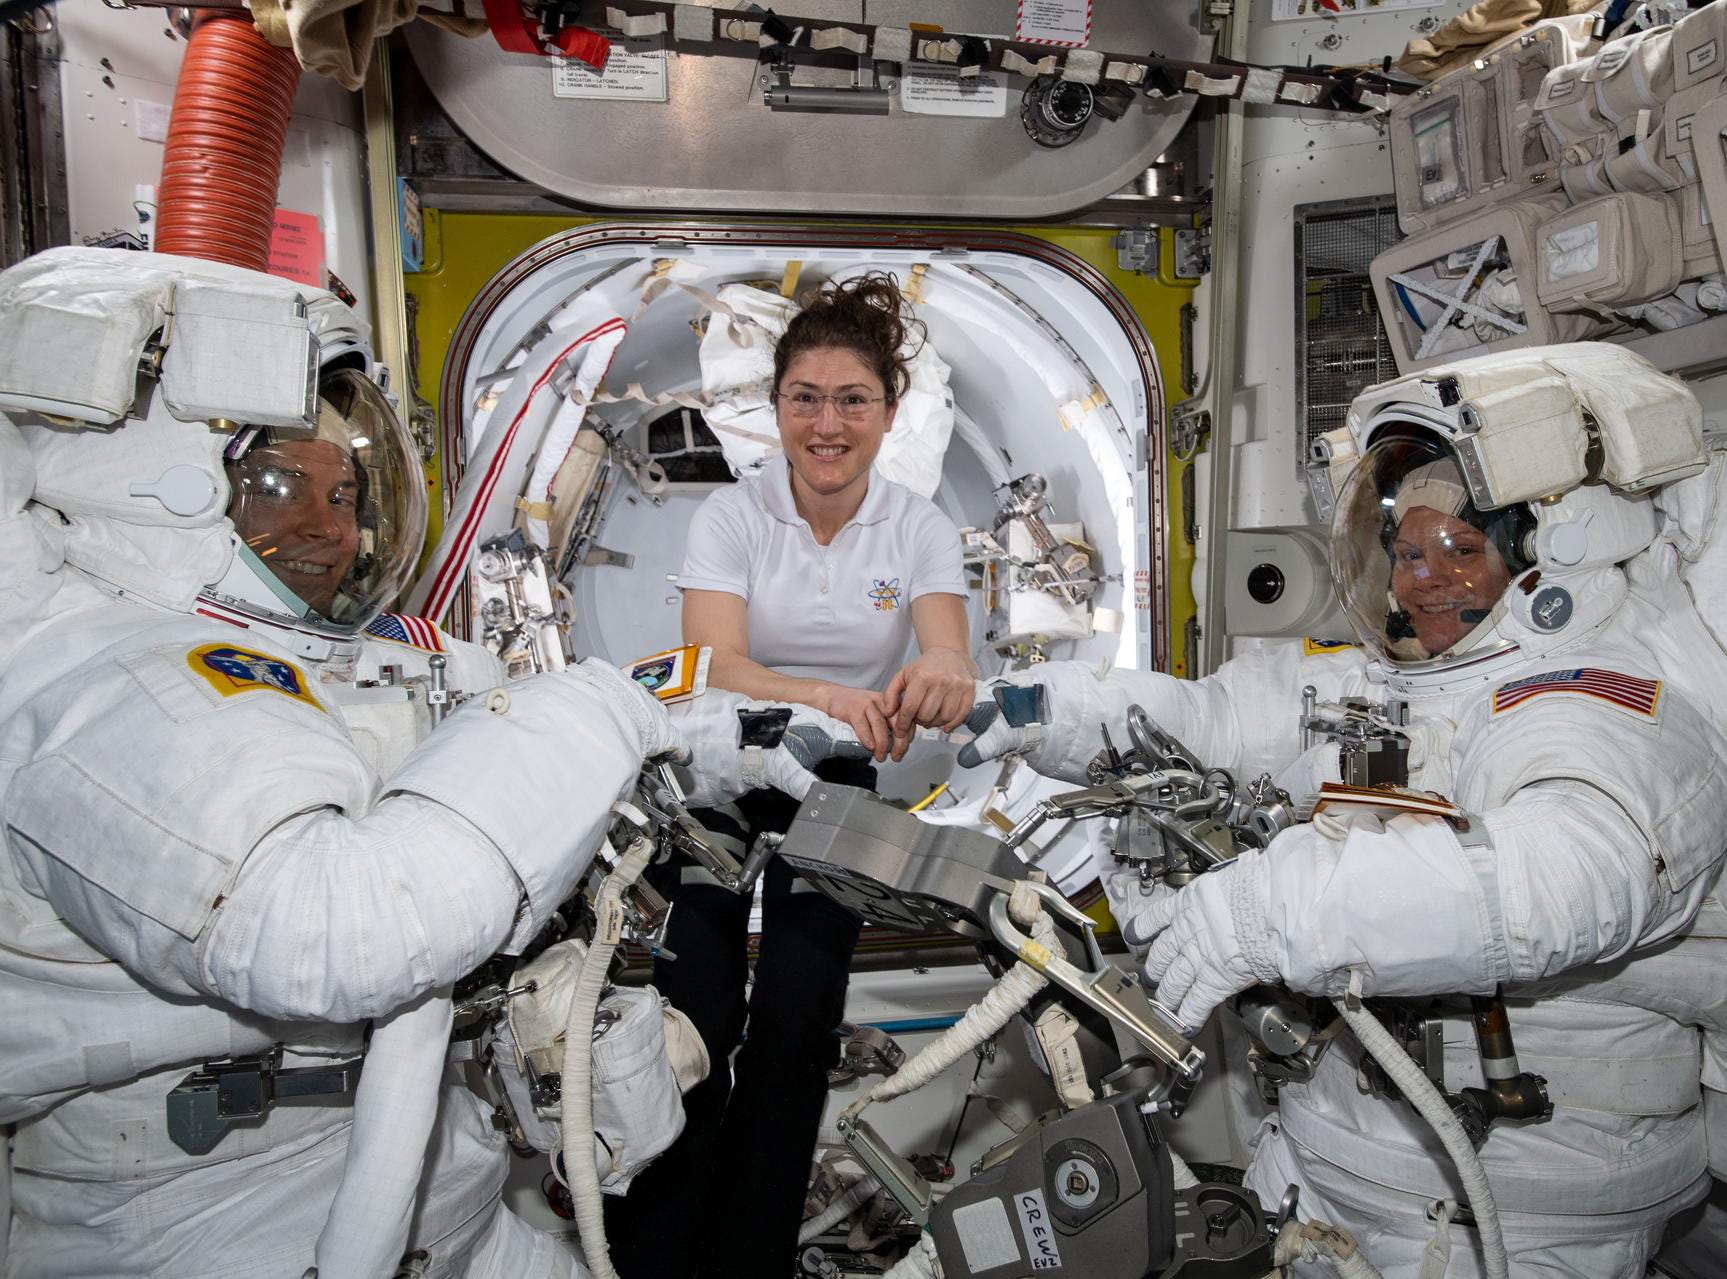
[226,439,361,616]
[1389,505,1513,656]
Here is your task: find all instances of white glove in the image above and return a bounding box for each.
[1105,874,1180,951]
[673,689,866,807]
[1138,854,1282,1033]
[570,657,684,760]
[954,663,1119,784]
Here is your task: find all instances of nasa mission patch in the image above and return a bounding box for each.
[186,644,325,712]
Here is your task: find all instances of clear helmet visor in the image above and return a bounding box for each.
[223,368,426,633]
[1330,432,1532,667]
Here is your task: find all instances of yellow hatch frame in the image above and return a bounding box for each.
[402,211,1199,681]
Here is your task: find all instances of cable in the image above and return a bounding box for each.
[908,783,949,813]
[1334,998,1508,1279]
[558,835,655,1279]
[1393,281,1429,333]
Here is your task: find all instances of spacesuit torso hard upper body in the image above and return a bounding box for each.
[0,248,715,1279]
[969,344,1727,1277]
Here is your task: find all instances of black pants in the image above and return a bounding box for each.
[606,759,873,1279]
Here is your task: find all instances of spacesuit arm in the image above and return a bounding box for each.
[1253,778,1714,1000]
[971,643,1365,783]
[9,659,669,1024]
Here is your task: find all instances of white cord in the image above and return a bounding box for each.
[797,1173,882,1245]
[1334,998,1508,1279]
[842,886,1054,1125]
[559,836,654,1279]
[1274,1218,1385,1279]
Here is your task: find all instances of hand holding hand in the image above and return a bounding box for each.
[821,684,894,763]
[883,647,978,760]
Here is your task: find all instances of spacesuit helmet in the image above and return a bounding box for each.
[1320,344,1707,688]
[1330,428,1535,668]
[217,358,425,637]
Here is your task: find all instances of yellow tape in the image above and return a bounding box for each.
[1017,939,1054,970]
[903,262,930,305]
[779,260,803,299]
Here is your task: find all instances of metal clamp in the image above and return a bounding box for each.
[166,1046,362,1155]
[986,894,1205,1114]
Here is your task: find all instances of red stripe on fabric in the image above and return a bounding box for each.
[422,318,626,620]
[196,607,249,629]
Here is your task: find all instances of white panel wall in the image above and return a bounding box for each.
[1230,0,1476,531]
[52,0,373,319]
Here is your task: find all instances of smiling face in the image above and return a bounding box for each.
[775,346,898,506]
[1389,505,1513,655]
[226,438,360,615]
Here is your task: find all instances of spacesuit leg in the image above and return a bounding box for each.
[458,1199,587,1279]
[603,827,753,1279]
[1245,1120,1682,1279]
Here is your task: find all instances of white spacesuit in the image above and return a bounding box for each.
[969,345,1727,1277]
[0,248,842,1279]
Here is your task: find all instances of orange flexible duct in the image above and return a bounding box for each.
[154,14,301,271]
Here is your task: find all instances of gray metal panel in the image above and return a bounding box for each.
[403,3,1209,218]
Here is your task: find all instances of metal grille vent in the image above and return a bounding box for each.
[1294,197,1401,462]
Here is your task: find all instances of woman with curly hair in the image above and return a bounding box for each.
[607,274,976,1276]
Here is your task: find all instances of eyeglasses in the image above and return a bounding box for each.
[773,390,887,421]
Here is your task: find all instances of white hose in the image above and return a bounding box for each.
[1334,998,1507,1279]
[1274,1218,1385,1279]
[841,886,1055,1124]
[797,1173,882,1245]
[559,836,654,1279]
[312,986,454,1279]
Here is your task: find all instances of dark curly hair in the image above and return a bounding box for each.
[773,272,925,404]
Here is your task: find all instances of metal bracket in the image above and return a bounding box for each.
[166,1047,362,1155]
[837,1114,935,1226]
[764,51,890,115]
[582,545,635,569]
[1173,226,1211,280]
[1113,226,1159,275]
[1171,404,1212,459]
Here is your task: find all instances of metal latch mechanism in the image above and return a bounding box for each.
[166,1045,363,1155]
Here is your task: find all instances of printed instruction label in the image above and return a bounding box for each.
[552,38,668,102]
[1015,1190,1064,1270]
[268,209,323,288]
[1015,0,1090,47]
[900,61,1008,118]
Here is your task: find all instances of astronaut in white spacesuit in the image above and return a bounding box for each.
[969,344,1727,1277]
[0,248,843,1279]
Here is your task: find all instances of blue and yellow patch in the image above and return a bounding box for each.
[187,644,324,712]
[1303,637,1356,656]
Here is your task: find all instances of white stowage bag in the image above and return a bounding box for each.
[697,280,956,498]
[501,938,709,1192]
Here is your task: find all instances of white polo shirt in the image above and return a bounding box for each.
[679,456,968,692]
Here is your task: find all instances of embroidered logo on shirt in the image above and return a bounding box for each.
[1491,668,1661,718]
[868,578,902,612]
[187,643,324,711]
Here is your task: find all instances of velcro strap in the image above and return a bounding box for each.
[741,744,766,791]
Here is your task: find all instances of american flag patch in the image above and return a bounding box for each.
[364,612,446,653]
[1492,668,1661,718]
